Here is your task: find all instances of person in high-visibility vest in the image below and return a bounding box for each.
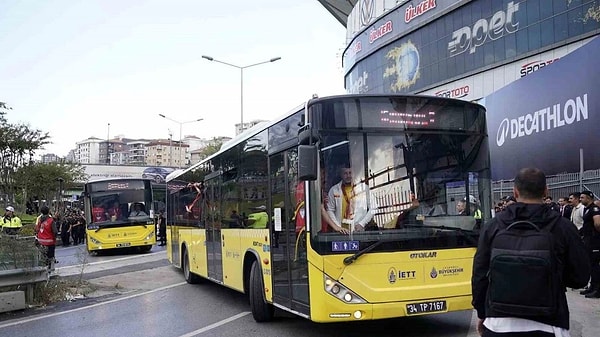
[1,206,23,235]
[463,195,482,229]
[36,206,58,271]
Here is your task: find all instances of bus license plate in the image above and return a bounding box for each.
[406,300,447,315]
[116,243,131,247]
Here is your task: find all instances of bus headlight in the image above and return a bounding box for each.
[323,275,366,304]
[89,237,101,244]
[145,231,155,241]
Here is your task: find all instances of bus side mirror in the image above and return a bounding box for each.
[298,145,317,181]
[298,124,317,145]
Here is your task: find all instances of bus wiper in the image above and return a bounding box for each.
[344,239,388,266]
[404,224,478,245]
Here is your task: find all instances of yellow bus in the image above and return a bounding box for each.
[166,94,491,322]
[84,178,157,253]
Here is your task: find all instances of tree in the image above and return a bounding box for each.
[13,162,84,210]
[197,137,225,159]
[1,103,51,207]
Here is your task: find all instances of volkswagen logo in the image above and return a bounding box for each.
[496,118,510,147]
[360,0,375,27]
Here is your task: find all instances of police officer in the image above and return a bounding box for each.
[461,195,482,229]
[579,190,600,298]
[1,206,23,235]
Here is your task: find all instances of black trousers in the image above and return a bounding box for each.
[41,244,56,267]
[483,326,554,336]
[590,250,600,288]
[159,224,166,243]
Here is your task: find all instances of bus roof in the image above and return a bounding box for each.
[166,98,308,182]
[165,94,486,183]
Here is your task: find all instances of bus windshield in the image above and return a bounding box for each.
[309,96,490,255]
[86,179,154,226]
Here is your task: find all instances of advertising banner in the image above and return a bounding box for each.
[484,37,600,180]
[80,164,176,184]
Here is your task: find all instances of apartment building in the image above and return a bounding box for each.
[146,139,188,167]
[75,137,103,164]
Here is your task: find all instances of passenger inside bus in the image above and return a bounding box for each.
[107,200,124,221]
[246,205,267,228]
[91,201,107,222]
[129,202,147,217]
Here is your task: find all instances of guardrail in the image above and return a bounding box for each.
[0,234,49,311]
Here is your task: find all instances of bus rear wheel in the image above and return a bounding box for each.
[249,260,274,322]
[183,249,201,284]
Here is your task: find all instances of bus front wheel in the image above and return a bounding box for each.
[183,249,201,284]
[249,260,274,322]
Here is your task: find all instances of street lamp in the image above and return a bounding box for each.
[107,122,111,165]
[201,55,281,133]
[158,114,203,168]
[56,177,64,214]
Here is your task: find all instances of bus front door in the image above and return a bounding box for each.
[269,149,309,316]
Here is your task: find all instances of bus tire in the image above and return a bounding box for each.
[249,260,274,322]
[183,249,201,284]
[140,245,152,253]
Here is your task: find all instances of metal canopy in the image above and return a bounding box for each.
[317,0,357,26]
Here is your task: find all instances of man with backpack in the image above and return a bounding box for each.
[472,168,590,336]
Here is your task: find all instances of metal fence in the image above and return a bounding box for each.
[492,169,600,203]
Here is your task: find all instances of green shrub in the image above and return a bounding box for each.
[0,235,43,270]
[19,214,38,225]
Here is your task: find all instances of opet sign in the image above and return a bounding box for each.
[448,1,519,57]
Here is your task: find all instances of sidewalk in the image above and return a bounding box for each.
[55,251,167,277]
[54,251,179,300]
[82,265,183,298]
[566,289,600,337]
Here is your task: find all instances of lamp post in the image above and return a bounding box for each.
[56,177,64,214]
[158,114,203,168]
[107,122,111,164]
[168,129,173,167]
[201,55,281,133]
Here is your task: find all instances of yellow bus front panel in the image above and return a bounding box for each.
[307,248,475,322]
[87,225,155,251]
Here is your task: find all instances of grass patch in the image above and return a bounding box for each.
[19,214,38,225]
[32,278,97,306]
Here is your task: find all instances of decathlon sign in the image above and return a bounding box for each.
[485,36,600,180]
[496,94,588,147]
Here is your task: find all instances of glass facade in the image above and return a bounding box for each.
[345,0,600,94]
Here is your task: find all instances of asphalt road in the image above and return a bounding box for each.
[1,244,598,337]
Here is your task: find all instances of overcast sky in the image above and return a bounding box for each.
[0,0,347,156]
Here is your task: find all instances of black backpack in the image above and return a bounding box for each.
[487,217,562,318]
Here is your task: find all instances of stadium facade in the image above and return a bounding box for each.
[341,0,600,101]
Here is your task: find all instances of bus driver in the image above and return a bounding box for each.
[327,164,377,232]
